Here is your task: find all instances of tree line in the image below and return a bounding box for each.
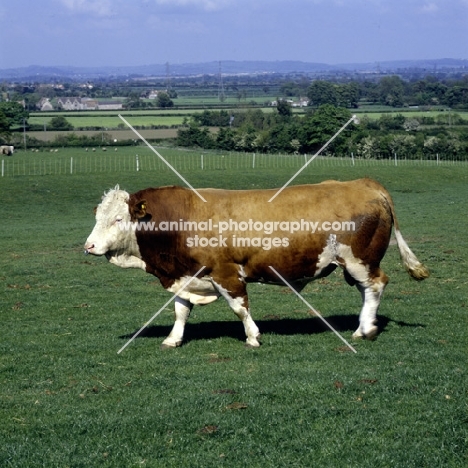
[278,75,468,109]
[177,105,468,160]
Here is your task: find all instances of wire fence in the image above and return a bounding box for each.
[1,149,467,177]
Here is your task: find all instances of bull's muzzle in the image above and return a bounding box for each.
[84,243,94,255]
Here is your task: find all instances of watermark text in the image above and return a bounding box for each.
[118,218,355,251]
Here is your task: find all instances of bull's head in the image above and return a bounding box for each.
[84,186,135,257]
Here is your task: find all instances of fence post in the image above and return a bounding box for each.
[351,152,355,166]
[201,154,204,170]
[253,153,256,169]
[136,154,140,171]
[1,159,3,177]
[436,153,439,166]
[394,152,397,166]
[70,157,73,174]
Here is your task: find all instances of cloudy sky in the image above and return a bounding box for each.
[0,0,467,69]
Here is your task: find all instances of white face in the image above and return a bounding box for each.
[84,188,133,256]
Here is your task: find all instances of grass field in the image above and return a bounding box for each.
[28,114,187,130]
[27,128,179,143]
[356,109,468,121]
[3,147,466,178]
[1,150,467,467]
[29,108,468,128]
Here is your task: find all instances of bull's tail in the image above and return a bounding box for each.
[383,193,430,281]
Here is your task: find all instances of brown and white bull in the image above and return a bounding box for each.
[84,179,429,349]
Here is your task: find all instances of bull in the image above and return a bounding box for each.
[84,179,429,349]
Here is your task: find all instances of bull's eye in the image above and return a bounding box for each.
[115,217,122,223]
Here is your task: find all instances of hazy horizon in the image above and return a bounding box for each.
[1,1,467,70]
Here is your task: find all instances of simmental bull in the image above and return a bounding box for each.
[84,179,429,349]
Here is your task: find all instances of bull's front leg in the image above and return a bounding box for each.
[161,297,193,349]
[211,276,261,348]
[232,296,261,348]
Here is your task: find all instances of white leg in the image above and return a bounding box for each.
[161,297,192,349]
[353,279,386,340]
[232,304,261,348]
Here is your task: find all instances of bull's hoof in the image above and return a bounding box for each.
[352,327,378,340]
[160,341,182,350]
[245,340,261,349]
[364,326,378,340]
[352,330,364,340]
[160,343,176,350]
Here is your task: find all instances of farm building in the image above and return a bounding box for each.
[80,98,98,110]
[97,100,123,110]
[57,97,83,110]
[37,98,54,111]
[49,97,123,111]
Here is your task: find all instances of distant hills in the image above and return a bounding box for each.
[0,58,466,80]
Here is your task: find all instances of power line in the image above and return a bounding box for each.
[218,61,225,102]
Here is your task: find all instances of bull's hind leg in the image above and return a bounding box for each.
[352,268,388,340]
[161,297,193,349]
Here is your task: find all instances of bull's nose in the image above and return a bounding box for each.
[84,243,94,254]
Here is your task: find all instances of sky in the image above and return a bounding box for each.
[0,0,467,69]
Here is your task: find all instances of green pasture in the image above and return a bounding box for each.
[28,107,468,133]
[173,96,274,106]
[28,108,277,130]
[32,110,197,117]
[28,113,187,130]
[356,109,468,121]
[1,149,467,467]
[3,147,466,178]
[28,109,207,128]
[26,128,179,144]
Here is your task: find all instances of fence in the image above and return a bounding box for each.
[1,149,467,177]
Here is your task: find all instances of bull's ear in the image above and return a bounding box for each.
[131,199,147,219]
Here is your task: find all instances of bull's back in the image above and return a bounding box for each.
[197,178,388,221]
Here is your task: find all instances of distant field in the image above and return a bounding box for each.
[28,107,281,132]
[28,114,187,129]
[32,110,199,117]
[29,107,467,132]
[355,109,468,121]
[27,128,179,143]
[173,96,275,106]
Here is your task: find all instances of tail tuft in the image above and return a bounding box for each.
[407,263,430,281]
[394,230,429,280]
